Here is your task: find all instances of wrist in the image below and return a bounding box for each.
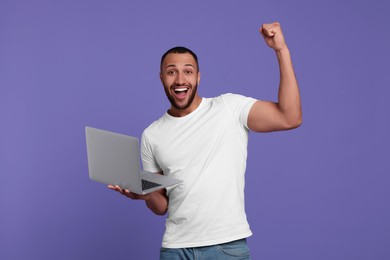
[275,46,291,61]
[275,45,289,55]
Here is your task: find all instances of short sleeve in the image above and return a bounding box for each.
[140,131,162,173]
[221,93,257,129]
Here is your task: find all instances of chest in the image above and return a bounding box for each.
[153,105,238,174]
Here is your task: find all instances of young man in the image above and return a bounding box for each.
[109,22,302,259]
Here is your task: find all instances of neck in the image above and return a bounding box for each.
[168,95,202,117]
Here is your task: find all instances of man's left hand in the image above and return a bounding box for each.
[260,22,287,51]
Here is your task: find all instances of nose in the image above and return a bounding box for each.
[174,72,186,85]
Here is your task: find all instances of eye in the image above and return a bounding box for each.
[184,70,193,74]
[167,70,176,75]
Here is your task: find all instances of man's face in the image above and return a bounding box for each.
[160,53,200,115]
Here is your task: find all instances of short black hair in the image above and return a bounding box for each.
[160,46,199,72]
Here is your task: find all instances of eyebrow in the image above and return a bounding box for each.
[165,64,196,69]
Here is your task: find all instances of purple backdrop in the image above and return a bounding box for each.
[1,0,389,259]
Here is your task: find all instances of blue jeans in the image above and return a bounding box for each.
[160,238,251,260]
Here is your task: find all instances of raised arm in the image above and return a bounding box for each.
[248,22,302,132]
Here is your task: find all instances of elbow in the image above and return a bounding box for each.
[292,118,303,129]
[285,113,302,130]
[154,209,168,216]
[278,102,302,130]
[293,114,303,128]
[150,205,168,216]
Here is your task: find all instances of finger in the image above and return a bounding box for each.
[259,25,265,36]
[124,189,140,199]
[126,191,138,199]
[123,189,131,197]
[108,185,121,192]
[260,28,271,37]
[114,185,125,194]
[262,26,276,37]
[262,22,281,37]
[108,185,116,190]
[264,22,280,29]
[260,24,268,36]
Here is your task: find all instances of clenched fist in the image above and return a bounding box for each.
[260,22,287,51]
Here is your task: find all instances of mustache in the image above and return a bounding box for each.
[171,83,191,88]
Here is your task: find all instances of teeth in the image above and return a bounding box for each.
[174,88,187,92]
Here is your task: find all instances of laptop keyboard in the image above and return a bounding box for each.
[141,179,162,190]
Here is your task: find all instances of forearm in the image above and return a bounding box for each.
[145,190,168,215]
[276,47,302,127]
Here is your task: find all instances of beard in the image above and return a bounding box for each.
[164,82,198,111]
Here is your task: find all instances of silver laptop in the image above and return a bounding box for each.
[85,126,182,194]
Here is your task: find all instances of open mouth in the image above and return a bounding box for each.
[173,87,189,98]
[174,88,188,94]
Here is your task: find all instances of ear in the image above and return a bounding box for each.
[159,73,163,83]
[197,71,201,84]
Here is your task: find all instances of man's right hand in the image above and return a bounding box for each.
[107,185,169,215]
[108,185,151,200]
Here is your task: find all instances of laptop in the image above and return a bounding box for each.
[85,126,182,194]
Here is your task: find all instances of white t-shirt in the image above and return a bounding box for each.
[141,93,257,248]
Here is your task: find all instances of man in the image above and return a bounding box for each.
[109,22,302,259]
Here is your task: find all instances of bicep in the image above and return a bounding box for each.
[247,100,290,132]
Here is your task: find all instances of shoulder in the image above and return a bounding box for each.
[215,93,255,103]
[142,114,167,139]
[213,93,257,109]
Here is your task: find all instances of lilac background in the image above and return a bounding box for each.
[1,0,389,259]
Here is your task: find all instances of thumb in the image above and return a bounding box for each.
[259,26,265,36]
[261,23,278,37]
